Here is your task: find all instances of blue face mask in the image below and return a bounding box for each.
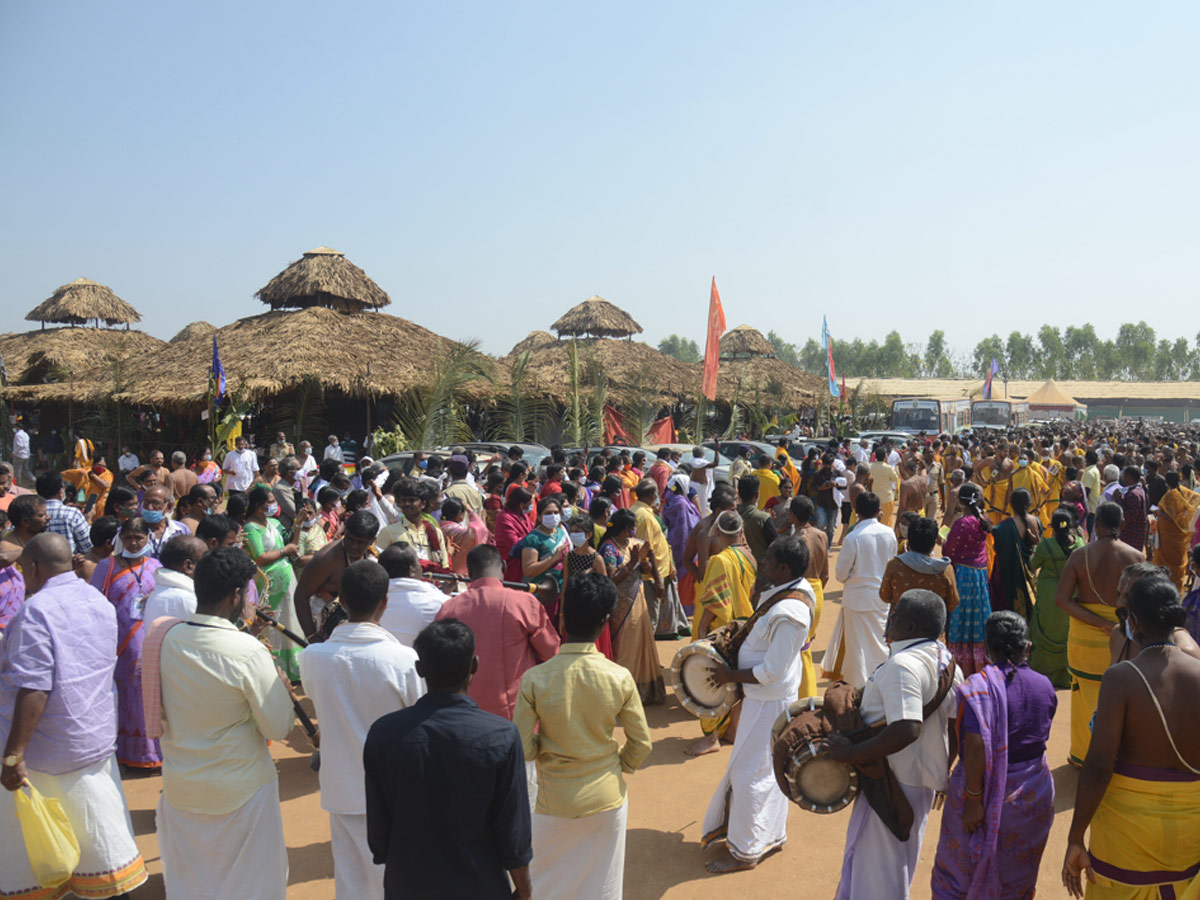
[418,459,428,470]
[122,543,152,559]
[141,509,165,524]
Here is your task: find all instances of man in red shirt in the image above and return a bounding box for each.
[434,545,560,720]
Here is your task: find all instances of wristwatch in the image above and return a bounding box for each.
[2,754,21,767]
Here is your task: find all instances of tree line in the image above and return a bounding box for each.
[658,322,1199,382]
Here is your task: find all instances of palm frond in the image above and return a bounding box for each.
[394,340,489,448]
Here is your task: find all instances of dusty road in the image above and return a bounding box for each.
[122,548,1078,899]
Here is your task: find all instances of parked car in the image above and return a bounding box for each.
[644,444,732,484]
[706,440,778,463]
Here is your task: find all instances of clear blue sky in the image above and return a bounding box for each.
[3,2,1197,360]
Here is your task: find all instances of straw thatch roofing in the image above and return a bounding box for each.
[719,357,823,408]
[255,247,391,312]
[0,327,165,402]
[1026,379,1081,408]
[719,325,776,360]
[509,331,558,355]
[170,321,216,344]
[25,277,142,327]
[116,307,494,409]
[511,337,698,405]
[849,378,1200,403]
[551,296,642,339]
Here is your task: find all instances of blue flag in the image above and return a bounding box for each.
[984,357,1000,399]
[822,317,840,398]
[212,336,226,398]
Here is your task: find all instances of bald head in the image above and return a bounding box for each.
[21,533,73,595]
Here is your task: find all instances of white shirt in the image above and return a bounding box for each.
[324,444,344,462]
[158,614,295,814]
[117,452,140,472]
[297,453,318,479]
[859,638,961,790]
[222,447,260,492]
[143,568,197,623]
[835,518,897,612]
[887,449,902,467]
[12,428,29,459]
[380,578,447,647]
[852,445,870,465]
[741,579,814,701]
[297,622,423,814]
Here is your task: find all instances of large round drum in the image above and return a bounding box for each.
[771,696,858,814]
[664,639,739,719]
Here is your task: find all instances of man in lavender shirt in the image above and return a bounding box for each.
[0,533,148,899]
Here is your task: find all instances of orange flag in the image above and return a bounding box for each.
[702,277,726,400]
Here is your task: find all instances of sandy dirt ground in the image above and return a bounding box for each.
[121,544,1078,899]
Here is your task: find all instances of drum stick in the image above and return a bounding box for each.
[256,610,310,648]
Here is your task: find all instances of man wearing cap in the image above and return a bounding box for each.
[688,447,715,517]
[445,455,483,518]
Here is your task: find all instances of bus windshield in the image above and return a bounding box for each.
[972,403,1009,427]
[892,404,940,432]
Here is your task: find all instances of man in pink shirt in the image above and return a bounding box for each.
[435,545,559,720]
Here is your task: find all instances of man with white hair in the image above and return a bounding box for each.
[826,588,961,900]
[1100,463,1122,504]
[165,449,198,504]
[0,533,148,898]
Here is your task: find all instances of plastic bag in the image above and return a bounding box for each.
[13,781,81,888]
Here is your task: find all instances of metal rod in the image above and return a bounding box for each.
[425,572,541,594]
[256,610,310,648]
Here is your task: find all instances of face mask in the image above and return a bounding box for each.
[542,513,562,529]
[562,505,575,521]
[141,509,165,524]
[203,453,212,461]
[93,465,106,474]
[1124,617,1134,642]
[1018,459,1029,468]
[569,531,587,548]
[123,543,152,559]
[266,503,280,517]
[418,459,428,470]
[525,503,534,515]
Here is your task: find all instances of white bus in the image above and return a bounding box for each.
[890,397,972,435]
[971,399,1031,430]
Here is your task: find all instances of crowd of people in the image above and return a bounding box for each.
[2,420,1200,898]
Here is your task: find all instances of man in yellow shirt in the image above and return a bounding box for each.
[515,572,652,900]
[752,455,781,510]
[631,479,689,638]
[868,452,899,527]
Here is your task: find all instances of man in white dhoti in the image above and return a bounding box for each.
[701,535,815,873]
[298,559,424,900]
[687,448,715,517]
[0,534,149,898]
[154,546,296,900]
[514,572,653,900]
[824,491,897,688]
[825,589,961,900]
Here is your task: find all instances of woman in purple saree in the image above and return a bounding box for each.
[91,516,163,770]
[931,611,1058,899]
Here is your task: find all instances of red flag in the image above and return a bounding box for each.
[603,405,631,444]
[647,416,675,444]
[702,277,726,401]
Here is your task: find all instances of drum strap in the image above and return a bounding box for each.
[726,579,813,667]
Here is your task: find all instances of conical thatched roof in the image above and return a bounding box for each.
[0,327,165,402]
[718,357,823,408]
[510,337,698,405]
[1026,379,1080,407]
[719,325,776,359]
[25,277,142,327]
[510,331,557,355]
[551,296,642,339]
[115,307,493,409]
[255,247,391,312]
[170,321,216,344]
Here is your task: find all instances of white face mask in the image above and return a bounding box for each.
[569,531,587,548]
[542,513,562,530]
[266,503,280,517]
[1125,616,1134,642]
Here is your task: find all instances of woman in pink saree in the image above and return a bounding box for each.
[91,517,163,769]
[931,610,1057,899]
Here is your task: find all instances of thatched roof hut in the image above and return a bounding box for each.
[170,321,216,344]
[511,338,699,406]
[509,331,557,356]
[25,277,142,328]
[719,325,776,360]
[551,296,642,339]
[0,327,165,402]
[717,356,823,409]
[116,307,494,409]
[255,247,391,313]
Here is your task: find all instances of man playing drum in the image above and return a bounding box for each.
[700,536,816,873]
[825,589,961,900]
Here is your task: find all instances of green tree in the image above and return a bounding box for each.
[657,334,702,363]
[766,330,801,368]
[1063,325,1098,379]
[924,330,954,378]
[878,331,916,377]
[1172,337,1196,380]
[1115,321,1157,380]
[1036,326,1064,379]
[1095,340,1120,380]
[799,338,825,375]
[1005,332,1036,379]
[971,335,1005,378]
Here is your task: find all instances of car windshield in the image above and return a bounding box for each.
[972,404,1009,426]
[892,406,940,432]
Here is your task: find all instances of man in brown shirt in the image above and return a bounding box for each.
[788,496,829,589]
[879,517,958,626]
[921,448,943,521]
[164,450,198,504]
